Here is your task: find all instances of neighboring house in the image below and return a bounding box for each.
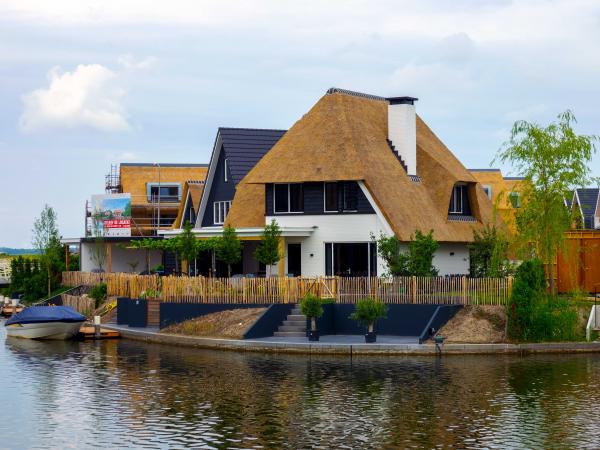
[174,180,206,228]
[181,88,501,277]
[570,188,600,229]
[469,169,525,235]
[78,163,208,273]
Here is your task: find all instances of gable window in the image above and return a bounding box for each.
[324,182,338,212]
[213,201,231,224]
[148,184,181,203]
[482,184,492,199]
[224,158,229,182]
[274,183,303,213]
[509,192,521,208]
[449,184,465,214]
[342,182,358,212]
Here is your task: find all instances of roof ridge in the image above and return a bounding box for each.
[218,127,287,132]
[326,87,387,102]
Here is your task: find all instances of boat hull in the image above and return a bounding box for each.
[5,321,84,340]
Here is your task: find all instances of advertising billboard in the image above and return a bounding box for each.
[91,193,132,237]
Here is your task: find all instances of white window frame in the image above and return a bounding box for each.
[482,184,492,200]
[323,182,338,213]
[449,184,464,214]
[213,200,231,225]
[224,158,229,182]
[273,183,303,214]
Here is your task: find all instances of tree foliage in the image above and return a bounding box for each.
[507,259,580,342]
[495,111,598,292]
[215,226,242,277]
[254,219,282,277]
[468,224,510,277]
[32,204,62,296]
[300,293,324,331]
[372,229,438,276]
[349,297,388,333]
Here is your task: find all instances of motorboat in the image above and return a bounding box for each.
[4,306,85,340]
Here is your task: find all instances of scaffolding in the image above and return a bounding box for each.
[105,164,121,193]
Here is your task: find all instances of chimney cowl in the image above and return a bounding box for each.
[387,96,418,105]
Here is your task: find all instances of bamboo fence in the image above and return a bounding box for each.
[62,271,512,305]
[60,294,95,317]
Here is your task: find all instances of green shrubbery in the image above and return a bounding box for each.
[372,229,439,276]
[10,256,48,301]
[89,283,108,309]
[507,259,582,342]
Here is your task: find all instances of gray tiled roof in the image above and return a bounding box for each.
[219,127,286,186]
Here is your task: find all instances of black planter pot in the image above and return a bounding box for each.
[365,332,377,343]
[308,330,320,342]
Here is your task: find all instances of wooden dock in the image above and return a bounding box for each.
[78,326,120,340]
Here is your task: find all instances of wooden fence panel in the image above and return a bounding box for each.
[62,272,512,305]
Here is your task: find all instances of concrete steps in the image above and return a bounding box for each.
[273,307,307,338]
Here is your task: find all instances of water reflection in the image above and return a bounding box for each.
[2,326,600,449]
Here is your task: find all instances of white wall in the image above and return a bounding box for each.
[269,215,470,277]
[270,214,389,277]
[433,243,470,275]
[81,242,162,273]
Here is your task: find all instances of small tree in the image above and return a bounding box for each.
[507,259,547,341]
[178,221,199,275]
[495,111,598,293]
[215,226,243,277]
[349,297,388,334]
[408,230,439,276]
[371,232,409,276]
[89,219,107,274]
[32,204,61,296]
[300,293,324,332]
[469,224,510,277]
[255,220,282,277]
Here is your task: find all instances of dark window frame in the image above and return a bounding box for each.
[324,182,338,212]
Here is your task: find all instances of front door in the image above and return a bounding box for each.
[287,243,301,277]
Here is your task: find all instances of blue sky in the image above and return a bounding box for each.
[1,0,599,247]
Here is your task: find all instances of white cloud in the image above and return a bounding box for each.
[19,64,129,132]
[118,54,158,71]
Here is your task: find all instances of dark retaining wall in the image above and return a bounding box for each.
[160,303,269,329]
[117,298,148,327]
[243,304,295,339]
[313,304,462,342]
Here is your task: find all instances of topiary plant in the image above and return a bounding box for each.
[349,297,388,335]
[300,293,324,332]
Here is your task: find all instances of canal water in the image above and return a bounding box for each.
[1,326,600,449]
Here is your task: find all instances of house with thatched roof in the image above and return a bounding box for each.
[166,88,501,277]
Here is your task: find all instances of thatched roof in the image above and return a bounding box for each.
[226,91,501,242]
[175,181,205,228]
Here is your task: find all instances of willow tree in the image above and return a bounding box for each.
[495,111,598,293]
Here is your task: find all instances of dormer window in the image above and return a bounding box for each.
[449,184,465,214]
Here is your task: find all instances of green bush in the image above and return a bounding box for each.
[90,283,107,309]
[349,298,388,333]
[507,259,582,342]
[300,294,323,331]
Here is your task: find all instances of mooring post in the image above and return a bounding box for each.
[94,315,101,338]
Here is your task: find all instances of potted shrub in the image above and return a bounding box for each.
[300,293,323,342]
[349,297,388,343]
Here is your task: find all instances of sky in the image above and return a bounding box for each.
[1,0,600,247]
